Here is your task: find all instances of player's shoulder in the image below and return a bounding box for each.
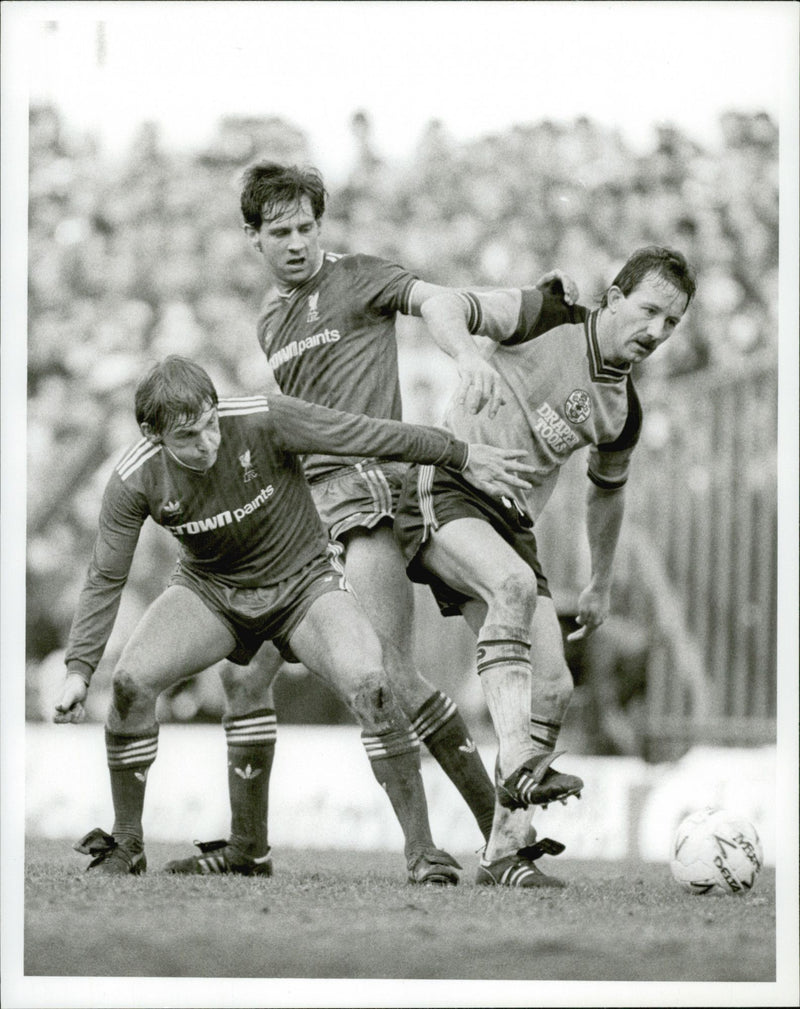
[217,395,272,422]
[114,438,161,484]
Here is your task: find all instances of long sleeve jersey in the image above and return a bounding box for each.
[65,394,468,674]
[256,252,418,481]
[442,287,642,521]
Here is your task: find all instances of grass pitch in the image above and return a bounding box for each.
[23,837,776,982]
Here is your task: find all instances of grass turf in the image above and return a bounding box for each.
[20,837,777,982]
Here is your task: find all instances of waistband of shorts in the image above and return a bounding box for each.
[307,458,406,486]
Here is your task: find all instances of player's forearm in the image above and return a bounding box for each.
[420,293,482,365]
[584,482,626,589]
[64,567,130,679]
[269,395,469,470]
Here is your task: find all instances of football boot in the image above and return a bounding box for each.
[496,752,583,810]
[163,838,273,877]
[476,838,567,889]
[406,846,462,886]
[74,827,147,875]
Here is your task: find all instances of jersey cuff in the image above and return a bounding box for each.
[587,469,627,491]
[65,659,94,685]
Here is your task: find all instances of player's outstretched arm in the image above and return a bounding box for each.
[461,443,536,500]
[415,282,506,419]
[54,669,89,724]
[567,482,626,642]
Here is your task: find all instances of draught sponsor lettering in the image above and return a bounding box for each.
[534,402,580,453]
[168,485,275,536]
[268,328,341,370]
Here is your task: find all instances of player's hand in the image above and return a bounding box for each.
[535,270,579,306]
[454,354,505,418]
[463,444,536,499]
[566,583,610,641]
[53,672,89,724]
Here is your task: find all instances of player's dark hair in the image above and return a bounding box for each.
[240,161,327,229]
[600,246,697,308]
[135,356,218,437]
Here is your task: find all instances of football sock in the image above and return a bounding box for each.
[105,725,158,847]
[362,726,434,855]
[412,690,495,842]
[223,707,277,858]
[476,625,535,777]
[529,713,561,754]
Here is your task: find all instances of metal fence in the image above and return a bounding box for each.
[537,353,778,759]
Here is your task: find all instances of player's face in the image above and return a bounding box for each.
[606,273,689,364]
[255,196,323,290]
[160,405,221,471]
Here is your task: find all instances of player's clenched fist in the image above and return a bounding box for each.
[53,672,89,724]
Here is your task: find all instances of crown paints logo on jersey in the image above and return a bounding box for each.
[239,450,259,483]
[565,389,592,424]
[306,292,320,324]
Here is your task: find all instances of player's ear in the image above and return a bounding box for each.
[140,422,161,444]
[243,224,262,253]
[606,286,624,312]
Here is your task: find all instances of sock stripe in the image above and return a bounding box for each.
[362,728,420,760]
[477,637,531,650]
[224,714,277,746]
[106,732,158,770]
[477,655,528,675]
[411,692,457,740]
[530,715,560,750]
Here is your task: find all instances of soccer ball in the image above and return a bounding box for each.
[670,807,763,896]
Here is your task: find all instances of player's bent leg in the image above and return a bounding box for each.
[342,525,495,843]
[289,589,459,885]
[422,518,541,791]
[79,587,236,876]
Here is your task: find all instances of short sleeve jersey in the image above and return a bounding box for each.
[444,288,642,521]
[256,252,418,481]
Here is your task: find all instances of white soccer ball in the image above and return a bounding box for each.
[670,807,763,896]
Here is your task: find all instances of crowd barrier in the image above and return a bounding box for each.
[24,723,776,865]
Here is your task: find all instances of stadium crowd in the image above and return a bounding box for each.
[25,104,779,740]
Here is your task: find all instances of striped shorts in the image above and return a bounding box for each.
[393,464,551,617]
[309,460,408,541]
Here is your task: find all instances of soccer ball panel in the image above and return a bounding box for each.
[670,807,763,896]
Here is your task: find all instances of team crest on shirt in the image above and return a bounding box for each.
[564,389,591,424]
[306,292,320,323]
[239,450,259,483]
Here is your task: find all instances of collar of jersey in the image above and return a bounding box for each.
[584,309,631,384]
[275,253,326,300]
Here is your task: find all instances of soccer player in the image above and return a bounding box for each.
[162,161,579,877]
[394,246,697,887]
[53,356,536,883]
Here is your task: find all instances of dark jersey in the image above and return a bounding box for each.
[442,288,642,521]
[64,394,468,672]
[256,252,418,481]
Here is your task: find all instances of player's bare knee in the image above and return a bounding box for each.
[110,667,150,722]
[349,674,403,734]
[489,570,538,624]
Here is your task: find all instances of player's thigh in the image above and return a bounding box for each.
[288,589,385,694]
[342,524,415,647]
[116,584,236,697]
[423,517,537,614]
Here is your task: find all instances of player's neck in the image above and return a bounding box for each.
[275,250,325,297]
